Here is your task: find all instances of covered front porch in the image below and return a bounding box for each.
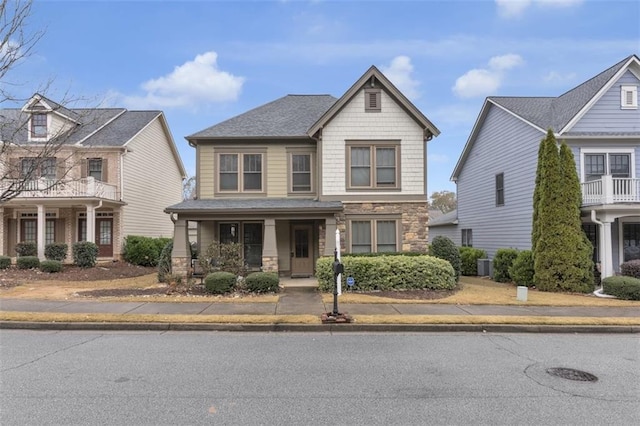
[166,199,343,278]
[583,206,640,279]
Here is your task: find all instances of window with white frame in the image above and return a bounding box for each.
[88,158,103,181]
[30,113,47,138]
[347,141,400,190]
[218,153,263,192]
[621,85,638,109]
[350,219,398,253]
[462,229,473,247]
[583,152,632,181]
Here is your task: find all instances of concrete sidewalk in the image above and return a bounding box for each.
[1,285,639,333]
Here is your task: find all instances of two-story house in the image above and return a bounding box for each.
[166,66,440,277]
[0,94,186,261]
[429,54,640,279]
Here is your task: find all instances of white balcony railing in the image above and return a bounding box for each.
[581,176,640,205]
[1,177,119,201]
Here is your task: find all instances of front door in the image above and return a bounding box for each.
[291,224,313,277]
[96,218,113,257]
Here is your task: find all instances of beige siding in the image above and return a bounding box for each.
[198,144,215,198]
[49,114,75,140]
[267,145,287,197]
[321,89,425,196]
[122,117,183,238]
[199,222,216,252]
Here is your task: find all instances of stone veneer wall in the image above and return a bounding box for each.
[261,255,278,273]
[339,202,428,252]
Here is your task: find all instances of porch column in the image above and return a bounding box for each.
[36,204,45,260]
[262,219,278,273]
[599,220,614,279]
[171,218,190,277]
[602,175,614,204]
[324,217,337,256]
[0,207,4,256]
[86,204,96,243]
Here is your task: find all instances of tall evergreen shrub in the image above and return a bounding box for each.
[428,236,461,280]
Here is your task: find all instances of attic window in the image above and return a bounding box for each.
[365,89,381,112]
[31,113,47,138]
[621,85,637,109]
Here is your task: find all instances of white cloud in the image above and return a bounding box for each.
[453,54,524,98]
[121,51,244,109]
[488,53,524,71]
[496,0,583,18]
[380,56,420,100]
[543,70,577,83]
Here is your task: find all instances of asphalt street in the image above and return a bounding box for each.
[1,330,638,425]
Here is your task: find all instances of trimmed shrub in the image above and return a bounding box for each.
[15,242,37,257]
[509,250,535,287]
[0,256,11,269]
[17,256,40,269]
[602,276,640,301]
[204,271,237,294]
[73,241,99,268]
[316,254,456,292]
[40,260,63,273]
[428,236,461,280]
[45,243,68,262]
[245,272,280,293]
[123,236,169,267]
[492,248,519,283]
[341,251,426,258]
[620,259,640,279]
[459,247,487,276]
[157,241,173,283]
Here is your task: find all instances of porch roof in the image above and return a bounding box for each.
[165,198,343,215]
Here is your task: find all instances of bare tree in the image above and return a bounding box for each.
[182,176,196,200]
[0,1,101,203]
[429,190,457,213]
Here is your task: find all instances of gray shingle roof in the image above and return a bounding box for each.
[427,209,458,226]
[0,105,162,147]
[490,55,635,131]
[188,95,338,139]
[166,198,343,212]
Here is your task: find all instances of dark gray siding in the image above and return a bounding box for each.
[456,104,543,258]
[571,71,640,133]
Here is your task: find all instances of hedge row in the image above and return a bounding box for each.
[602,276,640,300]
[123,236,172,267]
[316,254,456,292]
[204,271,280,294]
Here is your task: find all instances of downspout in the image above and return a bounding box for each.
[590,210,615,298]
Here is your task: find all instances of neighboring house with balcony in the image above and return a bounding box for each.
[429,54,640,278]
[166,66,440,277]
[0,94,186,261]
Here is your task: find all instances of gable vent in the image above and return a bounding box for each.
[621,85,638,109]
[365,88,381,112]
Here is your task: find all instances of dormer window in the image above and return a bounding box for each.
[621,85,638,109]
[31,113,47,138]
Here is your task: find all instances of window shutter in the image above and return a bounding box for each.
[101,158,108,182]
[80,159,88,178]
[8,158,20,179]
[56,158,66,179]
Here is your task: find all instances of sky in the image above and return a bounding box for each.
[3,0,640,194]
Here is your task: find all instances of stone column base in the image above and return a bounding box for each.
[261,256,278,273]
[171,257,190,279]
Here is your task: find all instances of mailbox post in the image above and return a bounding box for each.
[322,246,352,323]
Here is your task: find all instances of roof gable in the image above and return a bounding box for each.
[451,54,640,180]
[307,66,440,139]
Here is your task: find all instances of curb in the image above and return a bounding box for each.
[2,321,639,333]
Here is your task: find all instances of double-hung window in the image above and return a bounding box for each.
[218,152,264,193]
[88,158,103,181]
[347,141,399,190]
[20,157,56,179]
[583,152,632,181]
[291,153,312,193]
[30,113,47,138]
[350,219,398,253]
[462,229,473,247]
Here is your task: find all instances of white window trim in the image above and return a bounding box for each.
[579,148,636,181]
[27,113,50,142]
[620,85,638,109]
[618,217,640,264]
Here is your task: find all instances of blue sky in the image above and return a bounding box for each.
[5,0,640,194]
